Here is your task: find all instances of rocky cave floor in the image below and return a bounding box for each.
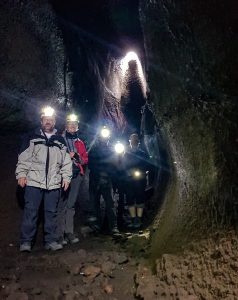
[0,226,147,300]
[1,225,238,300]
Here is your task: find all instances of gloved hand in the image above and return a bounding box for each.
[73,152,83,164]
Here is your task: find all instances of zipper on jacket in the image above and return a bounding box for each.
[45,146,50,189]
[42,131,50,189]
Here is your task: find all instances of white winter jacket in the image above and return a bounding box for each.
[16,128,72,190]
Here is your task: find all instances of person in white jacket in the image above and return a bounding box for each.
[16,106,72,252]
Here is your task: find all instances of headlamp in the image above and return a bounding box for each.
[114,141,125,154]
[100,126,110,139]
[133,170,141,178]
[67,113,78,122]
[41,106,55,117]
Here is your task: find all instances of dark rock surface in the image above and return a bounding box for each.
[136,231,238,299]
[140,0,238,256]
[0,0,65,130]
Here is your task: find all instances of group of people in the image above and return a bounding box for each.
[16,106,150,252]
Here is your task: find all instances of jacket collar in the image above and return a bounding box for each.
[64,130,80,140]
[34,128,58,138]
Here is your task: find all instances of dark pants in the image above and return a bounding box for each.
[57,173,83,239]
[20,186,60,244]
[125,179,146,208]
[89,172,117,231]
[112,179,126,227]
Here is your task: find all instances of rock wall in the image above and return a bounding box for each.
[140,0,238,257]
[0,0,65,131]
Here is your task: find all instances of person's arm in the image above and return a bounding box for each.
[80,141,88,165]
[15,135,34,187]
[60,148,72,191]
[75,140,88,165]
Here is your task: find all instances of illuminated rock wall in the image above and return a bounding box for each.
[140,0,238,257]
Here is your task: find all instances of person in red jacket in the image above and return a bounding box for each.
[57,113,88,245]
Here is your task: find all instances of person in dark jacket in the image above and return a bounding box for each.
[88,128,118,234]
[16,106,72,252]
[124,133,149,229]
[57,113,88,245]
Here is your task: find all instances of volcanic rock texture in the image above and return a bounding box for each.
[140,0,238,256]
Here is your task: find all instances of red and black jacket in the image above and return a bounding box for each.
[63,131,88,177]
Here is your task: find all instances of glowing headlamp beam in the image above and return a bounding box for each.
[67,114,78,122]
[114,142,125,154]
[120,50,147,97]
[42,106,55,117]
[134,170,141,177]
[100,127,110,138]
[124,51,138,62]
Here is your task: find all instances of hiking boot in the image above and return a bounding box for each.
[88,221,101,233]
[87,216,97,223]
[58,237,68,246]
[65,233,79,244]
[133,217,142,229]
[127,218,136,229]
[20,242,31,252]
[45,242,63,251]
[111,227,120,236]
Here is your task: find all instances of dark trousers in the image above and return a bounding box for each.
[89,172,117,231]
[112,179,126,227]
[125,179,146,208]
[20,186,60,244]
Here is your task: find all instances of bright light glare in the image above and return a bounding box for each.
[67,113,78,122]
[134,170,141,177]
[100,127,110,138]
[42,106,55,117]
[125,51,138,62]
[114,142,125,154]
[120,51,139,75]
[120,50,147,96]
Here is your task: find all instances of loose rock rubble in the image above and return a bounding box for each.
[0,238,136,300]
[135,231,238,299]
[2,232,238,299]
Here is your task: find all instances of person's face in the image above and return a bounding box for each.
[66,121,78,133]
[41,116,56,133]
[129,136,139,148]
